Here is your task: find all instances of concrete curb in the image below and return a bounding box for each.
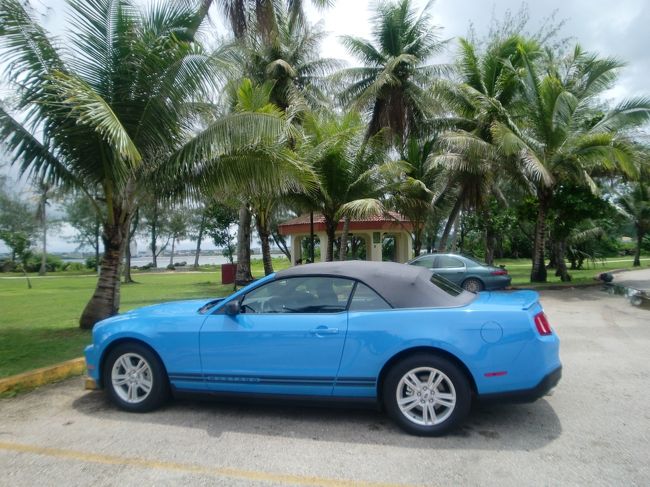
[0,357,85,395]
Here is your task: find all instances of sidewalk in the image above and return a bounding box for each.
[612,267,650,292]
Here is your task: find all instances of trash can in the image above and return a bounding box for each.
[221,263,237,285]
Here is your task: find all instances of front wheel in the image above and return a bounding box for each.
[103,342,169,412]
[383,354,471,436]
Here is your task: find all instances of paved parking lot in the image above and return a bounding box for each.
[1,288,649,486]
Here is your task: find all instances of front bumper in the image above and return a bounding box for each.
[478,366,562,403]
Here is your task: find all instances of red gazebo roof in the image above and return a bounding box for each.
[278,211,413,235]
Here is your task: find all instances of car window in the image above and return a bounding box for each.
[435,256,464,268]
[241,277,354,314]
[411,255,434,268]
[430,273,464,296]
[349,283,392,311]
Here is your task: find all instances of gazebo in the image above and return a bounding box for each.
[278,212,414,265]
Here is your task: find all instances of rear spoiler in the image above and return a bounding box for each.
[518,290,540,310]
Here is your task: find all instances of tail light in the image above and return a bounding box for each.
[534,312,552,336]
[490,269,508,275]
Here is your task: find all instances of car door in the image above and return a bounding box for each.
[410,255,436,270]
[199,276,354,396]
[433,255,466,285]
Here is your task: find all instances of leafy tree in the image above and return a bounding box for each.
[205,202,238,264]
[167,210,188,268]
[617,182,650,267]
[64,192,103,271]
[492,45,650,281]
[0,0,293,327]
[139,196,171,269]
[0,176,37,263]
[337,0,446,141]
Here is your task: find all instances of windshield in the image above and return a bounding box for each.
[430,273,465,296]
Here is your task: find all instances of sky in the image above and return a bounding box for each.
[1,0,649,253]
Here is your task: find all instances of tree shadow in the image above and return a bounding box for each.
[72,391,561,450]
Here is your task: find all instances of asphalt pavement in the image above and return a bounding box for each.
[1,287,649,486]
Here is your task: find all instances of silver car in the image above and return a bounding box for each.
[407,253,511,292]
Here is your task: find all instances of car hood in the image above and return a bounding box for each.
[122,298,221,317]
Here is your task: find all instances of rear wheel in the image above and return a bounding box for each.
[383,354,471,436]
[462,278,484,292]
[103,342,169,412]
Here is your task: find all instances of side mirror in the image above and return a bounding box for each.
[224,300,241,315]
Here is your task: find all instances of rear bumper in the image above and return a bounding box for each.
[478,366,562,403]
[484,275,512,290]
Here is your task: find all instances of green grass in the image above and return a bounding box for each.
[0,254,647,379]
[0,258,290,379]
[495,256,649,287]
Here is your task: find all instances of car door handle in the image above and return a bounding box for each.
[310,326,339,335]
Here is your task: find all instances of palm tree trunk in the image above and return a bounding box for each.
[235,204,253,284]
[150,205,158,268]
[552,239,571,282]
[339,216,351,261]
[123,209,138,283]
[633,229,643,267]
[169,237,176,267]
[255,213,274,276]
[79,212,130,329]
[438,197,462,251]
[193,212,206,268]
[94,215,100,274]
[39,211,47,276]
[530,190,551,283]
[325,218,337,262]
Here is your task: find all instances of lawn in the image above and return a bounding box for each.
[0,258,290,379]
[0,255,646,379]
[495,256,650,287]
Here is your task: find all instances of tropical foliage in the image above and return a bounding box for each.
[1,0,649,329]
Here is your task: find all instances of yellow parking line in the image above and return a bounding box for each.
[0,441,415,487]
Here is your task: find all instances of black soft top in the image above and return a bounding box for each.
[275,261,475,309]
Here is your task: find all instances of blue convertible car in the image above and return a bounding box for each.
[85,261,561,436]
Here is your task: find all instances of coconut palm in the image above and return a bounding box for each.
[0,0,297,327]
[618,182,650,267]
[390,137,445,256]
[336,0,446,141]
[216,0,334,40]
[299,110,389,261]
[491,45,650,281]
[237,8,341,112]
[431,35,539,261]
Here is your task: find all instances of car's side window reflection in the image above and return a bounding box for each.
[241,277,354,314]
[411,256,434,268]
[349,283,391,311]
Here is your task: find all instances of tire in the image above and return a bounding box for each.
[462,278,484,293]
[103,342,170,412]
[383,354,471,436]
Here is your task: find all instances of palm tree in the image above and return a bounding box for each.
[0,0,296,327]
[216,0,334,41]
[336,0,446,141]
[33,179,56,275]
[491,45,650,281]
[432,35,539,261]
[299,110,388,261]
[390,137,443,256]
[237,8,340,112]
[618,182,650,267]
[227,78,316,275]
